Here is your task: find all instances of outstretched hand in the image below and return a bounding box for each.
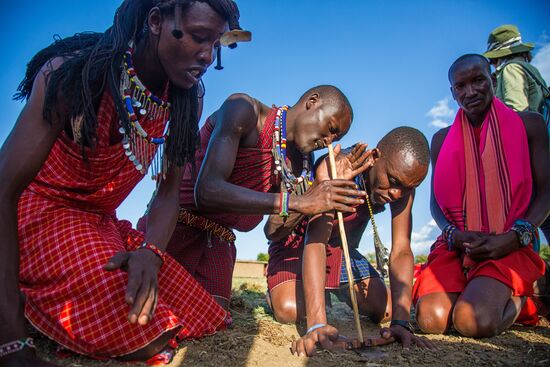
[379,325,435,349]
[103,249,162,325]
[315,143,377,182]
[290,324,414,357]
[291,324,341,357]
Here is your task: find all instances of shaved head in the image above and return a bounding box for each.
[448,54,491,84]
[297,85,353,122]
[377,126,430,167]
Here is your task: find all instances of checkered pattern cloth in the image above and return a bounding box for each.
[267,203,385,290]
[138,108,278,299]
[339,248,379,284]
[178,108,277,232]
[18,90,227,358]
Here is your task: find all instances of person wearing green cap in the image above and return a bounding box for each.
[483,24,547,114]
[483,24,550,249]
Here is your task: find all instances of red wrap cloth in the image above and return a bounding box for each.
[412,98,545,325]
[18,89,227,358]
[267,203,384,290]
[140,108,277,300]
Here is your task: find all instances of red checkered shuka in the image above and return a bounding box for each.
[178,107,278,231]
[17,89,227,357]
[267,203,384,290]
[155,108,277,300]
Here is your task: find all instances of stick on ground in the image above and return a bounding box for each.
[327,144,364,344]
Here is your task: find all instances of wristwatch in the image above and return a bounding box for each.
[511,221,533,247]
[390,319,414,334]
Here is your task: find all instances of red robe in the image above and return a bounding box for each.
[139,108,277,301]
[17,89,227,357]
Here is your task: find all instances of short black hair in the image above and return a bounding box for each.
[377,126,430,167]
[297,85,353,122]
[448,54,491,84]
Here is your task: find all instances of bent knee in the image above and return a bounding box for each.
[271,298,298,324]
[452,301,500,338]
[415,296,453,334]
[354,278,390,323]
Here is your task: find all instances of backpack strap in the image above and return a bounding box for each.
[506,61,550,96]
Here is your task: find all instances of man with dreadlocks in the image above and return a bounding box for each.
[139,85,370,309]
[263,127,434,356]
[0,1,247,366]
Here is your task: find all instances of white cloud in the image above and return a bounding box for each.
[410,219,440,255]
[532,43,550,85]
[426,97,455,128]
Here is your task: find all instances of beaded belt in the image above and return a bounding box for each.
[177,208,236,243]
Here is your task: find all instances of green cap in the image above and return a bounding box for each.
[483,24,534,59]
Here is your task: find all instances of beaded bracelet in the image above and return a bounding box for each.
[279,191,289,218]
[139,242,166,266]
[0,337,35,358]
[443,223,458,251]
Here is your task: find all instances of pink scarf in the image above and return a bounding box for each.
[434,97,532,262]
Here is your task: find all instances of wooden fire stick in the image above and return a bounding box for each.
[327,144,364,345]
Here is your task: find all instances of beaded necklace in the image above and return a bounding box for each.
[358,174,390,277]
[118,43,171,181]
[272,105,314,195]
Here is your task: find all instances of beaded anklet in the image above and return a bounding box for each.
[0,338,35,358]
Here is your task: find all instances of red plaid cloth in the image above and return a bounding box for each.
[267,203,385,290]
[18,90,227,357]
[178,107,277,231]
[139,108,278,299]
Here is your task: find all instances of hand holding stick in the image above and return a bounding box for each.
[327,143,364,345]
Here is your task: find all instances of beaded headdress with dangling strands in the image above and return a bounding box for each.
[118,41,171,182]
[272,105,314,195]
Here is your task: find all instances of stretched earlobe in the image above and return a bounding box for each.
[172,0,183,39]
[306,93,320,109]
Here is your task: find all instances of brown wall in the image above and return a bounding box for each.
[233,260,267,278]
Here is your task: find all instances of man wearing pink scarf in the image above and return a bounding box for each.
[413,54,549,337]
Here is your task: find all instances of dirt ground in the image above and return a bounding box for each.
[34,278,550,367]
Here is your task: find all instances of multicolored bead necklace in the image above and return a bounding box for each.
[272,105,313,195]
[118,42,171,180]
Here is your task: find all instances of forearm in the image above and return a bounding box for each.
[430,194,449,231]
[196,180,280,214]
[144,192,179,251]
[0,197,27,343]
[144,167,183,251]
[388,246,414,321]
[197,179,311,215]
[302,243,328,327]
[524,187,550,227]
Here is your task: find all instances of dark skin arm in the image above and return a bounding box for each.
[380,192,433,348]
[194,94,366,216]
[264,143,373,242]
[0,60,64,366]
[430,128,485,252]
[104,163,184,325]
[465,112,550,261]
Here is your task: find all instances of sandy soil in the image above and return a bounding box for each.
[34,279,550,367]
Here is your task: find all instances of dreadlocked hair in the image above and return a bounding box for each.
[14,0,241,166]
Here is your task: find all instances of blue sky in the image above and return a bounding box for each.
[1,1,549,260]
